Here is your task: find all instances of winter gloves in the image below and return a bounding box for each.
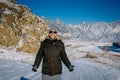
[32,65,37,72]
[69,65,74,72]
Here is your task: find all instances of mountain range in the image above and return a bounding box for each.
[41,17,120,42]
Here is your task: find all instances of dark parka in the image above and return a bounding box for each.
[33,37,71,76]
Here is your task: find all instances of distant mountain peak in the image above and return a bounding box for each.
[54,18,63,24]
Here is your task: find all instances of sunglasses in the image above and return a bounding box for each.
[49,31,57,34]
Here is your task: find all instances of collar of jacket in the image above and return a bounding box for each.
[45,36,61,40]
[44,36,61,44]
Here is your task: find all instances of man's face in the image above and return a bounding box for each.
[49,31,57,39]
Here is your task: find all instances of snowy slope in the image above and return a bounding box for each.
[0,40,120,80]
[0,59,120,80]
[0,45,35,65]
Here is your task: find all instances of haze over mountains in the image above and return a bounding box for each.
[42,17,120,42]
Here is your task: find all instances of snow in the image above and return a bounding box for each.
[0,40,120,80]
[0,59,120,80]
[3,9,11,14]
[0,45,35,65]
[17,38,24,48]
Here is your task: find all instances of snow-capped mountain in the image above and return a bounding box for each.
[41,17,80,39]
[0,0,48,53]
[76,21,120,42]
[42,17,120,42]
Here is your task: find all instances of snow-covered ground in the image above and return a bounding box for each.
[0,39,120,80]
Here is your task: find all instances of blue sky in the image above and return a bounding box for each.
[16,0,120,24]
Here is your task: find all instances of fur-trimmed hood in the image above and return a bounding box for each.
[45,36,61,40]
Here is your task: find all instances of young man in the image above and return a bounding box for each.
[32,29,74,80]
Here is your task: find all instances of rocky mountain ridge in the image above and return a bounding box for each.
[0,0,48,53]
[42,17,120,42]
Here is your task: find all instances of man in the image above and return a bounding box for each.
[32,29,74,80]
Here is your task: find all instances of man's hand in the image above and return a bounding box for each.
[32,67,37,72]
[69,65,74,72]
[32,65,37,72]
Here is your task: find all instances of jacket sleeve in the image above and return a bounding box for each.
[60,41,71,69]
[33,42,44,69]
